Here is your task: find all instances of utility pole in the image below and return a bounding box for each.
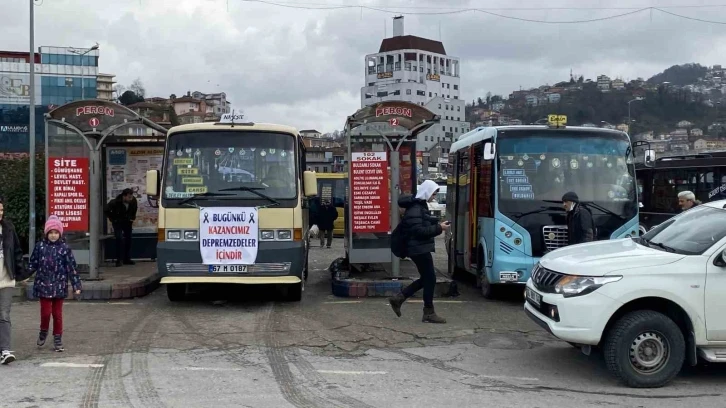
[29,0,36,253]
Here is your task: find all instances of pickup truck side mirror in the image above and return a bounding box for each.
[715,248,726,267]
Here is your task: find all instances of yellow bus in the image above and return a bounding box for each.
[145,116,318,301]
[315,172,347,236]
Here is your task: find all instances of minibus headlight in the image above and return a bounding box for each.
[260,230,275,240]
[167,230,181,240]
[184,230,198,240]
[277,230,292,240]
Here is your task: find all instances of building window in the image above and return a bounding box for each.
[457,106,461,111]
[368,82,374,86]
[447,84,450,89]
[454,96,458,99]
[365,94,371,99]
[442,125,445,131]
[393,90,401,95]
[417,90,425,96]
[442,83,445,88]
[454,84,459,90]
[429,92,432,97]
[406,89,411,95]
[438,104,441,109]
[446,105,449,110]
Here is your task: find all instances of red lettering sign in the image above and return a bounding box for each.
[48,157,89,232]
[350,152,390,234]
[88,117,100,127]
[75,106,115,117]
[389,118,399,127]
[375,106,413,118]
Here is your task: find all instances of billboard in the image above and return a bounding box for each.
[0,74,40,105]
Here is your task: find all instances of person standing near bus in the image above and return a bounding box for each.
[388,180,449,324]
[678,191,701,212]
[316,199,338,248]
[105,188,137,267]
[562,191,595,245]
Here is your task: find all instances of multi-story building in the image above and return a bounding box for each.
[360,16,468,151]
[597,75,611,91]
[191,91,231,117]
[96,73,116,101]
[0,46,100,152]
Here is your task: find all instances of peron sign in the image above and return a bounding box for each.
[375,106,412,118]
[75,106,115,117]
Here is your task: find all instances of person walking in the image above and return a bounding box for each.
[317,199,338,248]
[28,215,82,352]
[0,197,30,364]
[388,180,449,324]
[562,191,595,245]
[104,188,137,267]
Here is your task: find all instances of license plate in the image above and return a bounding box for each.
[526,287,541,307]
[208,265,248,273]
[499,272,518,282]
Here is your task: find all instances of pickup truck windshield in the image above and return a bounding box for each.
[643,206,726,255]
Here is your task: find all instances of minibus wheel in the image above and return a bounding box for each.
[166,284,187,302]
[282,282,303,302]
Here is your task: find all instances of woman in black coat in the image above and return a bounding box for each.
[388,180,449,323]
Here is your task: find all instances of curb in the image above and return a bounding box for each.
[331,277,454,298]
[16,274,161,302]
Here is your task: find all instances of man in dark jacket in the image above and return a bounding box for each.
[0,197,30,364]
[562,191,595,245]
[316,199,338,248]
[388,180,449,324]
[105,189,137,266]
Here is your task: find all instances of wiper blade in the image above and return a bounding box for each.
[218,186,280,208]
[582,201,628,220]
[513,206,563,218]
[178,191,235,206]
[651,241,677,253]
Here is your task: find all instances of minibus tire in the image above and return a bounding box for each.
[480,272,495,299]
[166,284,187,302]
[283,282,303,302]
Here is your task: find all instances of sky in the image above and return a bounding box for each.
[3,0,726,132]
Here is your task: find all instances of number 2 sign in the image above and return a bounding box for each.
[389,118,399,127]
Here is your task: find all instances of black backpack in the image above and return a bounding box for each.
[391,223,408,258]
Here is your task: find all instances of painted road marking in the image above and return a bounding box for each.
[323,301,363,304]
[41,363,104,368]
[317,370,387,375]
[172,367,245,372]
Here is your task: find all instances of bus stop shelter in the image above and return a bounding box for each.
[43,99,168,280]
[343,101,439,277]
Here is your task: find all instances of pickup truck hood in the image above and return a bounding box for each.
[539,239,685,276]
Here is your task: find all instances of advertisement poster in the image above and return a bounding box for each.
[48,157,89,232]
[105,146,164,234]
[199,207,259,266]
[351,152,390,233]
[398,144,414,195]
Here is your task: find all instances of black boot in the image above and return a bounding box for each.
[54,335,64,352]
[388,293,406,317]
[37,330,48,347]
[422,306,446,324]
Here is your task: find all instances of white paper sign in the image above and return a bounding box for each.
[199,207,259,265]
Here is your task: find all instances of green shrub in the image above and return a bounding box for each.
[0,155,46,254]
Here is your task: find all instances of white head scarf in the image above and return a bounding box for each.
[415,179,440,201]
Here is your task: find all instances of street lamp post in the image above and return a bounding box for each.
[628,97,645,133]
[69,43,99,99]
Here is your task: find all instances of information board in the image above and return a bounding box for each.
[105,146,164,234]
[48,157,89,232]
[351,152,390,233]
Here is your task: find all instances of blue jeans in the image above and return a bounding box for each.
[0,287,13,351]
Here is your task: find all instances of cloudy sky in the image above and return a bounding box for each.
[3,0,726,132]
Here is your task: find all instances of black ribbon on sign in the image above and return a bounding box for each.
[249,213,256,224]
[203,212,209,223]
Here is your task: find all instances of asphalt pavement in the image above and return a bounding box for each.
[4,237,726,408]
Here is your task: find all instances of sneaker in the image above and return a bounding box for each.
[37,330,48,347]
[53,335,64,352]
[0,350,16,365]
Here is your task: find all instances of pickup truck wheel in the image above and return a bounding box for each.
[603,310,685,388]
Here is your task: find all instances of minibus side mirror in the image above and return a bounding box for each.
[483,142,496,160]
[146,169,160,196]
[303,171,318,197]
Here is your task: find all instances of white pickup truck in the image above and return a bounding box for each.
[524,199,726,388]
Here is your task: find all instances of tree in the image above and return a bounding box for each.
[118,90,144,106]
[486,92,492,106]
[129,78,146,99]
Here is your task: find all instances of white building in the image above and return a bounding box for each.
[191,91,231,116]
[597,75,611,91]
[96,73,116,101]
[360,16,468,151]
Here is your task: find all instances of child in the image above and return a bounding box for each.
[28,215,82,352]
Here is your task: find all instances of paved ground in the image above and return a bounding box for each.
[4,237,726,407]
